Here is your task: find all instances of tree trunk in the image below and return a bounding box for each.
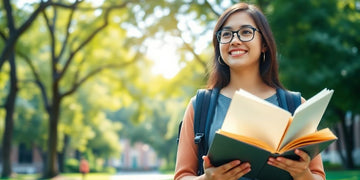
[334,125,346,165]
[57,150,64,173]
[75,150,81,160]
[334,108,355,169]
[43,98,60,178]
[58,135,70,173]
[342,116,355,169]
[1,53,18,178]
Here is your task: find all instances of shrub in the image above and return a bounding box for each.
[323,161,343,170]
[65,158,80,173]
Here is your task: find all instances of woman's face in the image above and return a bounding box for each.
[219,11,264,70]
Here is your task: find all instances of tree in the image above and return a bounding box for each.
[0,0,51,177]
[0,47,17,178]
[270,0,360,169]
[0,0,96,177]
[16,0,141,177]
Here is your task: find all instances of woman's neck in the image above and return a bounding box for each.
[221,68,275,99]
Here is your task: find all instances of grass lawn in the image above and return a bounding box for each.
[0,173,111,180]
[326,170,360,180]
[1,171,359,180]
[53,173,111,180]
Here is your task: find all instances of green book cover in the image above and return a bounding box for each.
[208,131,337,180]
[207,88,337,180]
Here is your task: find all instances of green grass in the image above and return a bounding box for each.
[0,173,112,180]
[0,170,359,180]
[54,173,111,180]
[326,170,360,180]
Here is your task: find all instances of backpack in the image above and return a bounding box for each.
[176,88,301,175]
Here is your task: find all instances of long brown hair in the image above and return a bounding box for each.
[207,3,284,89]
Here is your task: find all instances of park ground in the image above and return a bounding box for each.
[0,170,359,180]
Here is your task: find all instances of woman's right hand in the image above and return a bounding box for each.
[202,156,251,180]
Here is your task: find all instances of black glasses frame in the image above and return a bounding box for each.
[216,26,261,44]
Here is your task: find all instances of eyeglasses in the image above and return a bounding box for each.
[216,25,261,44]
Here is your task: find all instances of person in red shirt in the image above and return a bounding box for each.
[79,157,90,180]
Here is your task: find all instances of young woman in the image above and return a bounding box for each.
[175,3,325,180]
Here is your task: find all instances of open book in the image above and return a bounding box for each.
[207,88,337,180]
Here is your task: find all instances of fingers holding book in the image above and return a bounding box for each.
[203,156,251,180]
[267,149,313,179]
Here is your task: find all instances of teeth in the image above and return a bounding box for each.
[231,50,245,55]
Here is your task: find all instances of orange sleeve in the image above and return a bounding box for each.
[174,101,199,180]
[301,98,325,179]
[309,154,325,179]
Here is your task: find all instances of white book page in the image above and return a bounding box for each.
[279,89,334,149]
[221,89,291,150]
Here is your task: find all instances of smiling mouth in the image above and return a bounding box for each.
[230,50,247,56]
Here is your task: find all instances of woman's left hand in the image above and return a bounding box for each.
[267,149,312,179]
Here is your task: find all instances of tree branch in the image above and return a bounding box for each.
[58,1,131,81]
[17,1,52,35]
[61,53,141,98]
[0,0,139,70]
[0,0,52,69]
[181,37,207,68]
[174,22,208,69]
[4,0,16,32]
[204,0,221,17]
[73,56,86,85]
[17,51,51,112]
[41,7,60,82]
[58,0,81,59]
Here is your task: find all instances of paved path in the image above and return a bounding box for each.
[110,171,173,180]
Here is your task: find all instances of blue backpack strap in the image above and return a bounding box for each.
[176,89,210,145]
[204,88,220,150]
[276,88,301,115]
[176,121,182,144]
[194,88,220,175]
[194,89,211,145]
